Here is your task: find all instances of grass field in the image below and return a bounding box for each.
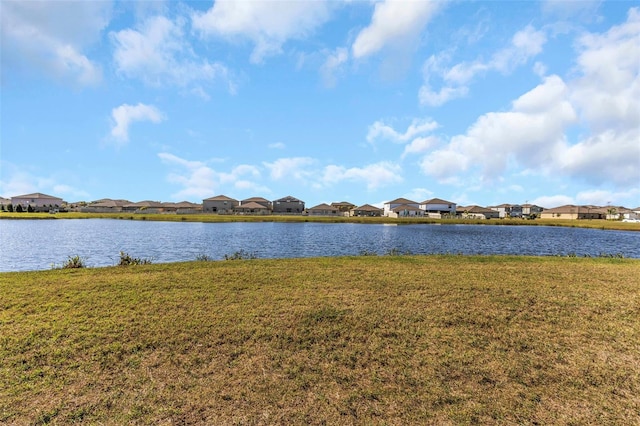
[1,255,639,424]
[2,211,640,232]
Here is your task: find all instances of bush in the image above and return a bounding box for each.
[118,251,152,266]
[61,255,86,269]
[195,254,214,261]
[224,250,257,260]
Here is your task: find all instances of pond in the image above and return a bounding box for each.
[1,219,638,271]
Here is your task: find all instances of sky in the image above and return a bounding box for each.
[1,0,639,209]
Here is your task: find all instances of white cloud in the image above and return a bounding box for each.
[419,25,547,106]
[352,0,442,59]
[0,161,89,199]
[192,0,332,63]
[268,142,286,150]
[110,103,164,144]
[1,0,110,85]
[321,162,403,191]
[111,15,233,94]
[263,157,316,181]
[420,75,577,181]
[402,136,438,159]
[158,153,266,200]
[320,47,349,87]
[367,118,438,144]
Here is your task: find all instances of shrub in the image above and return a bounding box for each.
[118,251,152,266]
[224,250,257,260]
[195,254,213,261]
[61,255,86,269]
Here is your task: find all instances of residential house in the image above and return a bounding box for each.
[390,204,424,218]
[203,195,239,214]
[458,205,500,219]
[351,204,383,217]
[82,199,129,213]
[331,202,356,216]
[383,198,420,217]
[241,197,272,212]
[521,204,544,217]
[162,201,202,214]
[0,197,11,210]
[307,203,340,216]
[490,203,523,218]
[420,198,456,217]
[272,196,305,214]
[540,205,604,220]
[234,202,271,215]
[10,193,65,212]
[122,201,164,213]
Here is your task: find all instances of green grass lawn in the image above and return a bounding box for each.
[1,256,639,424]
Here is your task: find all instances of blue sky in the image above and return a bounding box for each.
[1,0,639,209]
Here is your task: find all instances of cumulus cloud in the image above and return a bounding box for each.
[320,47,349,87]
[418,9,640,192]
[192,0,332,63]
[1,0,110,85]
[111,15,233,95]
[158,153,266,200]
[352,0,442,59]
[367,118,438,144]
[420,75,577,181]
[263,157,316,181]
[110,103,164,144]
[420,25,547,106]
[321,162,403,191]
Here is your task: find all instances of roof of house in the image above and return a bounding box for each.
[353,204,382,211]
[421,198,455,205]
[391,204,422,212]
[464,205,497,213]
[88,199,130,208]
[235,202,270,210]
[242,197,271,204]
[386,197,418,205]
[331,201,355,207]
[308,203,335,210]
[203,195,238,202]
[274,195,303,203]
[125,201,164,208]
[11,192,63,200]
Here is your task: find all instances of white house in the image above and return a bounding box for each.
[420,198,456,216]
[383,198,420,217]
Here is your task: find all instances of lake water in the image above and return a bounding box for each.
[1,219,638,271]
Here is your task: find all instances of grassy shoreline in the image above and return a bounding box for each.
[2,255,639,424]
[2,211,639,231]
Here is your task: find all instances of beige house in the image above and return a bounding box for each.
[11,193,65,211]
[540,205,604,220]
[307,203,340,216]
[82,199,130,213]
[389,204,424,218]
[331,201,356,215]
[203,195,239,214]
[234,202,271,215]
[351,204,383,217]
[241,197,272,211]
[458,205,500,219]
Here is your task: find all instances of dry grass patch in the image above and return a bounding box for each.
[1,256,639,424]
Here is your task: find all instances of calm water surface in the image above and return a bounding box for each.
[1,219,638,271]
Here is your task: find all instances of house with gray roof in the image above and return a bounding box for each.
[383,198,420,217]
[11,193,65,212]
[351,204,383,217]
[307,203,340,216]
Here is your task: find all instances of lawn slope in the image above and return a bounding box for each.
[1,256,639,424]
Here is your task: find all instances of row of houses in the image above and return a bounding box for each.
[2,193,640,220]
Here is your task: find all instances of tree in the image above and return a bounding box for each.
[15,204,23,213]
